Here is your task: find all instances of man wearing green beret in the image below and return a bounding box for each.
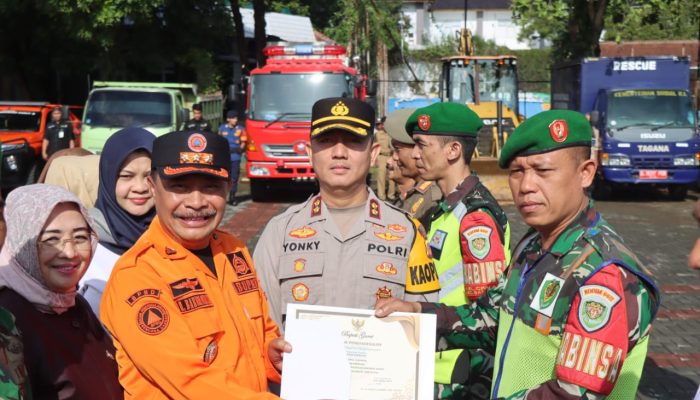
[384,108,442,231]
[376,109,660,399]
[406,102,511,399]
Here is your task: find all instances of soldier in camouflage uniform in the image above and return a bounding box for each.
[377,110,660,399]
[384,108,441,231]
[0,307,29,400]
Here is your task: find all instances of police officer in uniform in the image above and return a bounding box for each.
[377,110,660,400]
[218,110,247,205]
[100,130,288,399]
[374,116,395,201]
[254,97,440,326]
[182,103,212,132]
[407,103,511,399]
[384,108,441,231]
[42,106,74,161]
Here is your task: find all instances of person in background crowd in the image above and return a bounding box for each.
[100,130,287,399]
[0,184,123,399]
[42,153,100,208]
[373,116,396,201]
[377,110,660,399]
[384,108,441,231]
[218,110,247,205]
[255,97,440,327]
[41,107,75,161]
[386,146,415,207]
[182,103,212,132]
[79,128,156,317]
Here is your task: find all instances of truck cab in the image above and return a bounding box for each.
[0,102,81,189]
[552,56,698,199]
[245,43,368,200]
[81,82,222,153]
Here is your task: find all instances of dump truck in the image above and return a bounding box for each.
[244,42,374,201]
[81,82,223,153]
[0,102,81,189]
[551,56,698,200]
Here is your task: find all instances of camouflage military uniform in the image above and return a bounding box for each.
[0,307,29,400]
[423,203,660,399]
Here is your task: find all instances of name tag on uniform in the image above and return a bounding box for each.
[58,130,65,139]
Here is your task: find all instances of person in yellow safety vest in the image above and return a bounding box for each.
[406,103,511,399]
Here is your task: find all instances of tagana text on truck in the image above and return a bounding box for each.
[552,56,698,200]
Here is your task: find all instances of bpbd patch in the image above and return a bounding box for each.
[137,302,170,335]
[227,251,252,277]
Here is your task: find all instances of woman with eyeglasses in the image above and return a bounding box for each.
[79,127,156,318]
[0,184,122,399]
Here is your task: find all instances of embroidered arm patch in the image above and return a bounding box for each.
[459,210,506,301]
[556,264,629,395]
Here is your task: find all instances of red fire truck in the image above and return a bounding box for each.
[245,42,373,200]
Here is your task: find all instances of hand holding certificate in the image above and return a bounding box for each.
[280,304,435,400]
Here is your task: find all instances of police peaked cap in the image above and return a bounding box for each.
[311,97,375,139]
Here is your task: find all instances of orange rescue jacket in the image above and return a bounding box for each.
[101,217,281,399]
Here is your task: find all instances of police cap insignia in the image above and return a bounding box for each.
[137,302,170,335]
[311,97,375,139]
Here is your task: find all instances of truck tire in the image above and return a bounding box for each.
[250,179,268,202]
[668,186,688,201]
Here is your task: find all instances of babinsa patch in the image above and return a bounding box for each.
[137,302,170,335]
[126,288,161,306]
[228,251,252,277]
[577,284,621,333]
[463,225,492,260]
[169,277,204,299]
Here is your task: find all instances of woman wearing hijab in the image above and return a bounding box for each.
[80,128,156,317]
[0,184,122,399]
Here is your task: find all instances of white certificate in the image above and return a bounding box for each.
[280,304,436,400]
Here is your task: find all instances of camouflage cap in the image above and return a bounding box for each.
[405,102,482,137]
[384,108,416,144]
[498,110,592,168]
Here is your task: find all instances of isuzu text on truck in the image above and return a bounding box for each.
[244,42,374,201]
[552,56,698,199]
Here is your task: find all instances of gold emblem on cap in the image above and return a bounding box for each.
[331,101,350,116]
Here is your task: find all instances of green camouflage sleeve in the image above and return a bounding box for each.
[421,273,505,350]
[0,307,29,400]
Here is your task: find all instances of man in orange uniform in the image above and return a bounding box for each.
[101,130,290,399]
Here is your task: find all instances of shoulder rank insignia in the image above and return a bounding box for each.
[416,181,432,193]
[369,199,381,219]
[311,196,322,217]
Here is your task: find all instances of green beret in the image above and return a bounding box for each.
[405,103,482,137]
[498,110,592,168]
[385,108,416,144]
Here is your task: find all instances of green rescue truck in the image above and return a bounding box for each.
[81,82,223,153]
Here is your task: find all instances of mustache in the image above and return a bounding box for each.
[173,210,217,219]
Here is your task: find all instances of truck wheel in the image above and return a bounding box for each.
[250,180,267,202]
[668,186,688,201]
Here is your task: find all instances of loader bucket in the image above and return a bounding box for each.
[471,157,512,203]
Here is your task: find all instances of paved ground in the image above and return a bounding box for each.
[222,181,700,399]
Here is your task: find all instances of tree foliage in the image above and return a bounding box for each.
[512,0,700,60]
